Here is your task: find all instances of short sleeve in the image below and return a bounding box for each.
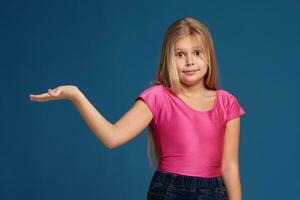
[226,95,246,122]
[134,85,162,124]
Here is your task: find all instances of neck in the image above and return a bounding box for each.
[180,80,207,97]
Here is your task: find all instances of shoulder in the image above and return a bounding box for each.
[135,84,166,124]
[218,88,238,102]
[218,88,235,98]
[137,84,166,97]
[218,88,246,121]
[217,88,242,108]
[135,84,167,102]
[142,84,165,92]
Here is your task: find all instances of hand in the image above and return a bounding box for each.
[29,85,80,102]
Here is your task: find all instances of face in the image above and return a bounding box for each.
[174,34,208,87]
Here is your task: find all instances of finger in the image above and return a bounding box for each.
[30,93,52,102]
[49,88,59,97]
[30,93,45,102]
[48,89,56,96]
[53,88,60,96]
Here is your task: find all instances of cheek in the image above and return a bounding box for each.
[175,60,185,70]
[196,58,207,65]
[175,59,184,65]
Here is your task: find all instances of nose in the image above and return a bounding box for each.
[185,53,194,66]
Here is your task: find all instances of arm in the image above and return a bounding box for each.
[71,89,153,149]
[30,85,153,150]
[221,117,242,200]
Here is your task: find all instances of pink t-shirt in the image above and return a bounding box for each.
[135,84,246,178]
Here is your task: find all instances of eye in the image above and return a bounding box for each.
[194,50,201,56]
[175,52,185,58]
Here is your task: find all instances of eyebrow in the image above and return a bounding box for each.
[175,47,203,51]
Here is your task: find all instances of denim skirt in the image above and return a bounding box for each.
[147,169,228,200]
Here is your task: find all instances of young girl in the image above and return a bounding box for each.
[30,17,245,200]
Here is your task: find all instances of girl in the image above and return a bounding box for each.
[30,17,246,200]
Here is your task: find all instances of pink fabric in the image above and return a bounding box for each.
[135,84,246,178]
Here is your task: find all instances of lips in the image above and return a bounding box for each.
[182,69,200,73]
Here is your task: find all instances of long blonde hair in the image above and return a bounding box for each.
[146,16,220,169]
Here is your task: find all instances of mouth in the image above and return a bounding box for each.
[182,69,200,73]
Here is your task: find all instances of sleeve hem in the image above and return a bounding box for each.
[135,96,155,120]
[226,110,246,122]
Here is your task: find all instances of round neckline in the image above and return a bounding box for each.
[162,86,219,113]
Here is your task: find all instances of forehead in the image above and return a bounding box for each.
[174,34,204,50]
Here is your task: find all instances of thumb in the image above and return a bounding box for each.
[48,89,57,96]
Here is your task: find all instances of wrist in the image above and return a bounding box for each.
[70,86,83,102]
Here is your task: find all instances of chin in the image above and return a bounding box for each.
[180,76,203,81]
[180,80,201,86]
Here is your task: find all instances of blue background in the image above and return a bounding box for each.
[1,0,299,199]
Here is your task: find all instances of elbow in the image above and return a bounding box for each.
[106,129,118,150]
[95,135,116,150]
[101,125,118,150]
[105,136,117,150]
[107,142,116,150]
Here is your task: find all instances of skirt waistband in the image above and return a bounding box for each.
[152,169,225,190]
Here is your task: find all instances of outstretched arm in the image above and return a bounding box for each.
[30,85,153,149]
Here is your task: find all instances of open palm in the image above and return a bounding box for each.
[29,85,79,102]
